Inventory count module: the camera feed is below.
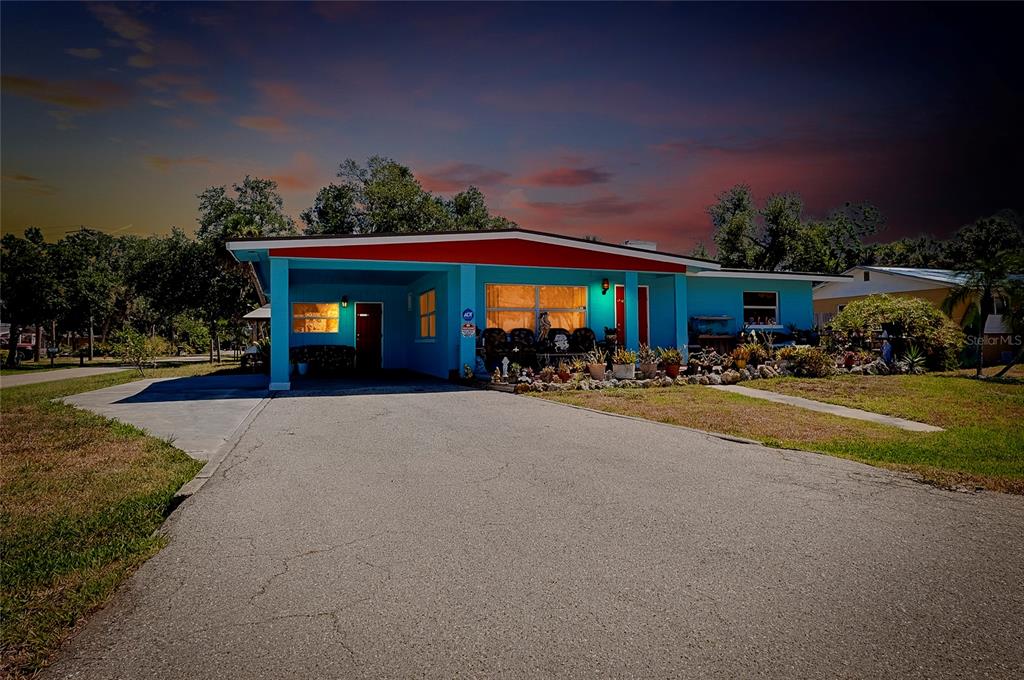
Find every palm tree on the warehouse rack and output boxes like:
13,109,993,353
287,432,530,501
943,213,1023,377
994,279,1024,378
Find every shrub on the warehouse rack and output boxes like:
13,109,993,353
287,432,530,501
782,346,836,378
111,328,157,376
172,313,211,352
829,294,965,370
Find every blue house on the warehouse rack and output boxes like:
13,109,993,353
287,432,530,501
227,229,847,390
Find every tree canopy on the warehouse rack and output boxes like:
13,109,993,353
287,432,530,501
301,156,515,235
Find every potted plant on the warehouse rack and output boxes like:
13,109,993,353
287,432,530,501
657,346,683,378
585,348,607,380
508,362,522,384
611,347,637,379
538,366,556,383
638,344,658,378
732,345,750,369
557,360,572,382
570,357,587,375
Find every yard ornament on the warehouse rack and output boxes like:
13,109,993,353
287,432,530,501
501,356,510,377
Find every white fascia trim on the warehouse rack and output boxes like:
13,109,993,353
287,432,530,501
227,231,720,270
691,270,852,282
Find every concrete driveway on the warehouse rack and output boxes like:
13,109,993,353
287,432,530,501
48,384,1024,679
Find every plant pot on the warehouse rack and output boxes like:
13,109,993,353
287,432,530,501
665,363,681,378
640,362,658,378
612,363,635,380
735,359,747,369
297,362,309,376
588,363,607,380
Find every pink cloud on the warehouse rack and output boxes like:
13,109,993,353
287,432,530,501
236,115,293,134
520,166,611,187
145,155,212,172
270,151,321,191
1,74,132,111
251,80,330,116
417,162,509,192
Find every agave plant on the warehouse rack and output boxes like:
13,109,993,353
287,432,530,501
637,343,657,364
898,344,927,374
656,346,683,365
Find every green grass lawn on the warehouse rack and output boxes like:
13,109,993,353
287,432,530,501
535,372,1023,495
0,362,237,677
0,357,123,376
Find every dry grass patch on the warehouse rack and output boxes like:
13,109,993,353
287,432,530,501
1,363,232,677
535,378,1024,495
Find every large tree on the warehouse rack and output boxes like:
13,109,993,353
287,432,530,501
1,228,59,365
197,176,297,306
943,211,1024,376
303,156,516,235
707,185,758,268
300,183,361,235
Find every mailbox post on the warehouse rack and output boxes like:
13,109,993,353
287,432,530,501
46,346,58,367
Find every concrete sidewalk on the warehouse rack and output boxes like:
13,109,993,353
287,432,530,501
0,366,128,389
62,374,269,461
712,384,944,432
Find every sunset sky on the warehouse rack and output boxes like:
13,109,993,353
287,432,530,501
2,1,1021,252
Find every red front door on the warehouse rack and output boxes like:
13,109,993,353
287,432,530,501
355,302,383,370
615,285,649,346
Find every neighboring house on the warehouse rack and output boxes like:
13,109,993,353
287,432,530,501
813,266,1016,363
227,228,847,390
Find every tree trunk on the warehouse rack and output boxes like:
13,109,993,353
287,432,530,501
209,324,215,363
246,261,267,306
976,292,992,377
88,315,94,361
5,324,21,367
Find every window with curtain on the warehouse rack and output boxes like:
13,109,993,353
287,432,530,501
418,289,436,339
292,303,340,333
485,284,587,332
742,291,779,325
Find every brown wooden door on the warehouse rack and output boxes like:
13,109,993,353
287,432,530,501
355,303,382,370
614,285,649,346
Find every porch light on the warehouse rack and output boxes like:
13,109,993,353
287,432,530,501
341,296,349,308
601,278,610,295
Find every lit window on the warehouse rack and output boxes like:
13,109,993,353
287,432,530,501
485,284,587,332
292,303,339,333
742,291,778,325
418,289,436,338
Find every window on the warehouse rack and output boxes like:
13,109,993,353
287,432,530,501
863,271,871,281
485,284,587,332
418,289,437,339
292,303,339,333
742,291,778,325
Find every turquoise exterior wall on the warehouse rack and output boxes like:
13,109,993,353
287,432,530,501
686,277,814,333
265,257,816,386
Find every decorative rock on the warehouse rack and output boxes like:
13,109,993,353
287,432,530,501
697,374,710,385
850,365,863,374
708,373,722,385
721,370,740,385
661,377,674,387
674,376,688,386
686,375,699,385
712,365,722,374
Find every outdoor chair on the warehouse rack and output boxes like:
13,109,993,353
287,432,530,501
479,327,509,370
569,327,598,353
508,327,539,369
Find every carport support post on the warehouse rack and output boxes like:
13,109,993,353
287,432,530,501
458,264,477,375
674,273,689,359
269,258,290,391
624,271,640,351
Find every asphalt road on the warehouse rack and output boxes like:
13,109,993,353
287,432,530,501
47,384,1024,679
